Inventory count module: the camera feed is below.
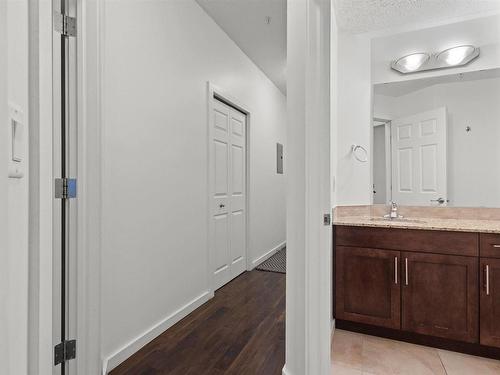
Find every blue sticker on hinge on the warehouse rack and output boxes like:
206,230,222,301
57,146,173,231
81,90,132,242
67,179,77,198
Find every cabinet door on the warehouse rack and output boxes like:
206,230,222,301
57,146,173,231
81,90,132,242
402,252,478,343
480,258,500,348
336,246,400,329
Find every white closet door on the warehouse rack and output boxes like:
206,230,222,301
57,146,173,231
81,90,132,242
228,109,246,280
391,107,447,206
211,99,246,290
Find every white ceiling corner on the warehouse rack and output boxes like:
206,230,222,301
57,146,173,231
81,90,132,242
196,0,287,94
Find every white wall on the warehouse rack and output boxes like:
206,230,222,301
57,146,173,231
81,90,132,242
7,0,29,374
101,0,286,368
335,33,372,205
374,77,500,207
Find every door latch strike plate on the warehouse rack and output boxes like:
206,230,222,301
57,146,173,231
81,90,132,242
323,213,331,226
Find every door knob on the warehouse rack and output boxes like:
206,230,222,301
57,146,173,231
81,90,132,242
431,197,448,204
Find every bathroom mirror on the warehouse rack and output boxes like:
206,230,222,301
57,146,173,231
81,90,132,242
372,68,500,208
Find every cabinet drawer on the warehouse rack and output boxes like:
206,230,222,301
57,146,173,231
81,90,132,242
335,226,478,257
480,233,500,259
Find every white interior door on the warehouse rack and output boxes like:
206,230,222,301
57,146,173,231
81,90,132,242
391,107,447,206
210,98,246,290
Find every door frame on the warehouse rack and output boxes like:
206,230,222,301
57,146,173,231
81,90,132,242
26,1,63,374
372,118,392,204
206,82,252,295
73,0,104,373
285,0,332,374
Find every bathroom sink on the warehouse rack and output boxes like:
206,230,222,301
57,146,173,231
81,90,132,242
369,217,426,224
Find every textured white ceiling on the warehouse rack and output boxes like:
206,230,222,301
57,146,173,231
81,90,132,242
196,0,286,94
333,0,500,34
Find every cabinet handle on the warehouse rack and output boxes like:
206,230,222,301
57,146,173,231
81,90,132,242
486,265,490,296
405,258,409,286
394,257,398,285
493,245,500,248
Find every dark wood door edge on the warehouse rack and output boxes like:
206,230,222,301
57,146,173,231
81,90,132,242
335,319,500,361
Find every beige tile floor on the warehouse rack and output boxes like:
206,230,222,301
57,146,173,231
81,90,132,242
331,329,500,375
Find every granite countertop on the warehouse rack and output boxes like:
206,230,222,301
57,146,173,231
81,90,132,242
333,205,500,234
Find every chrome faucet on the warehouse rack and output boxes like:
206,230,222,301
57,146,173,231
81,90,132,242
384,201,402,220
390,201,398,218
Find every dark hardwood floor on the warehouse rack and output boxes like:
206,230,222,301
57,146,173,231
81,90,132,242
110,270,286,375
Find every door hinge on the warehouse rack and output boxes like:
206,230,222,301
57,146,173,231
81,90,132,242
54,13,76,37
55,178,77,199
54,339,76,366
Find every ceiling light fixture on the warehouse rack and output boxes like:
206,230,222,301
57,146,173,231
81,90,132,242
391,45,480,74
394,53,430,73
437,45,477,66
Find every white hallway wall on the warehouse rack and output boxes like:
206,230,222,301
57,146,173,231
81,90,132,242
101,0,286,368
374,77,500,207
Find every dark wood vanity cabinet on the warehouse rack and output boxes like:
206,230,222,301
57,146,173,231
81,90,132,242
480,258,500,348
479,233,500,348
401,252,478,343
334,225,500,357
336,246,400,329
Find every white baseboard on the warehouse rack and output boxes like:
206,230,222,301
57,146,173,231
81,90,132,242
103,291,212,374
101,359,108,375
251,241,286,269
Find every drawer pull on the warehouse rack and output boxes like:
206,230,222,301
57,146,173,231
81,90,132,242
434,325,449,330
405,258,409,286
493,245,500,248
486,265,490,296
394,257,398,285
